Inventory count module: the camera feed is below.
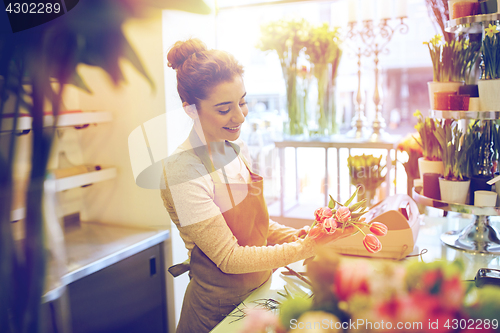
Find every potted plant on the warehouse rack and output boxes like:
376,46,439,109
0,1,210,332
257,18,311,137
424,34,466,110
303,23,343,137
467,120,496,204
435,120,472,204
413,110,444,179
347,154,386,207
478,24,500,111
457,36,481,110
397,133,424,196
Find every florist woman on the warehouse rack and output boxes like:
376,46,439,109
160,38,354,333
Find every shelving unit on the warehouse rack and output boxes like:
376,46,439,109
7,110,116,222
413,186,500,254
413,14,500,254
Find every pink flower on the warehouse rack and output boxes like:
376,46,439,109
363,234,382,253
323,218,337,234
314,207,333,222
335,206,351,223
440,276,465,311
333,262,370,301
308,224,324,240
369,222,388,236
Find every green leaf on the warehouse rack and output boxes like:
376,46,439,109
329,194,342,208
350,212,368,219
348,199,366,212
343,186,360,207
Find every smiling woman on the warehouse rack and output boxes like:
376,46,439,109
188,76,248,144
161,38,356,333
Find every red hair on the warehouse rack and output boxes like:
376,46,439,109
167,38,244,107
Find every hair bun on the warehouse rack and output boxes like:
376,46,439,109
167,38,208,70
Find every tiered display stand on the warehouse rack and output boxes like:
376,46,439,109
413,16,500,254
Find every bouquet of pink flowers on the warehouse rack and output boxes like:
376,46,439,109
240,253,500,333
307,187,388,253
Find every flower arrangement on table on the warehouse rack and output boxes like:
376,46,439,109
397,132,423,195
303,23,343,136
307,187,387,254
347,154,386,206
257,18,311,136
240,252,500,333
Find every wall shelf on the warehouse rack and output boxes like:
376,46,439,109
445,12,500,33
54,167,118,192
1,111,112,132
10,168,118,222
10,208,26,222
430,110,500,120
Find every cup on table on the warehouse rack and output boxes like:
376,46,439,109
474,190,497,207
423,173,441,200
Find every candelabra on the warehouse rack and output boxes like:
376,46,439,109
346,16,409,141
346,48,368,139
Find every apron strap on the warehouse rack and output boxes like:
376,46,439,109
168,258,191,277
227,141,253,173
188,129,223,184
189,128,251,183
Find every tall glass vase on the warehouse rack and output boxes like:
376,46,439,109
315,63,328,136
314,63,338,137
283,65,305,137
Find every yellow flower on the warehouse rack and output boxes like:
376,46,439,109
485,24,498,38
430,34,443,46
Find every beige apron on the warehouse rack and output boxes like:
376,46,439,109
176,133,272,333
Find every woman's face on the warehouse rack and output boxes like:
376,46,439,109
192,75,248,143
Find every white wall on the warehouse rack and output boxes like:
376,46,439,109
76,13,168,228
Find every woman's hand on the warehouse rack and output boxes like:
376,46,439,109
294,225,311,241
307,224,357,246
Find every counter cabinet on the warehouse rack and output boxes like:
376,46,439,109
41,223,170,333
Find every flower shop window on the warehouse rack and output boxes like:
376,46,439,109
212,0,440,213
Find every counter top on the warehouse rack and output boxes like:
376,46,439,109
211,212,500,333
43,222,169,303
